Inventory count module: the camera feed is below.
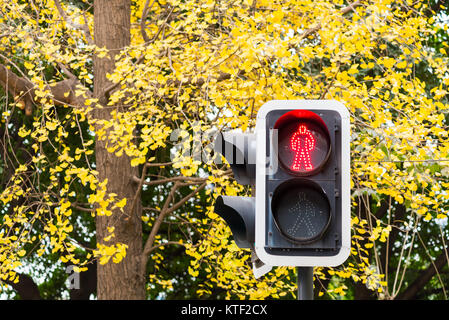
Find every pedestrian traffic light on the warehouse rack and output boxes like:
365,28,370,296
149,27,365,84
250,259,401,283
254,100,350,267
213,100,350,276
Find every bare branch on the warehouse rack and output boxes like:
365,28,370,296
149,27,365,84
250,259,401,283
141,182,180,271
140,0,156,43
141,180,207,269
71,202,94,213
396,245,449,299
144,241,188,256
145,161,173,167
296,0,363,43
128,160,152,219
341,0,362,15
0,62,35,116
0,61,33,96
56,61,78,81
0,56,92,117
3,273,41,300
165,181,207,215
54,0,93,45
131,174,206,186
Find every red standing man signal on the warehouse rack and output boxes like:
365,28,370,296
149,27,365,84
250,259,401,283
290,124,316,171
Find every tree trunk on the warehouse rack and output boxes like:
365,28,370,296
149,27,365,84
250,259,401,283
93,0,145,299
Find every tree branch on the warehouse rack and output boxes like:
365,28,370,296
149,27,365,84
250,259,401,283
165,181,207,215
0,58,92,117
144,240,188,256
140,0,156,43
396,245,449,300
71,202,94,213
0,62,35,115
140,180,207,276
3,273,41,300
131,174,206,186
54,0,93,45
141,182,180,273
297,1,362,42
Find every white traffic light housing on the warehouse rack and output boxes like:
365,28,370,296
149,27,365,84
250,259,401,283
254,100,351,267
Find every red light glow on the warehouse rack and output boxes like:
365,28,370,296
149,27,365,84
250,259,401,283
290,124,316,171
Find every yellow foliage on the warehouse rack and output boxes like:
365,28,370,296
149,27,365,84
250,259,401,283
1,0,449,300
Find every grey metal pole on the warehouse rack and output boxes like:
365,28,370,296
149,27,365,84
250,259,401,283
297,267,314,300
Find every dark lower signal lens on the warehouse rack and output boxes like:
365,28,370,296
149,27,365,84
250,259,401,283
271,179,331,243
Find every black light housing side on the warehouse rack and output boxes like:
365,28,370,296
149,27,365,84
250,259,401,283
214,196,255,249
214,132,256,185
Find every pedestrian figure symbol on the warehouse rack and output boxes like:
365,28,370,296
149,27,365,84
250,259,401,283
290,124,315,171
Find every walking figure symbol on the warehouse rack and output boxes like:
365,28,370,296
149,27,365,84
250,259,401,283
287,192,316,238
290,124,315,171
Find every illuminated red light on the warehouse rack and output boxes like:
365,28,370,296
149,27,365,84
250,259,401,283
274,109,330,175
290,124,316,171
